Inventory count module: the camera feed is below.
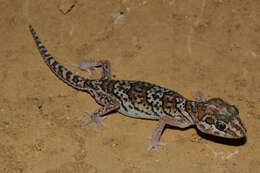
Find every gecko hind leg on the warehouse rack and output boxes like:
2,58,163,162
81,100,120,130
72,56,111,80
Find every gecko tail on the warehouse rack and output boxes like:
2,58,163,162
29,24,91,91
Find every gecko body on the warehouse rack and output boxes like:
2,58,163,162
29,25,246,149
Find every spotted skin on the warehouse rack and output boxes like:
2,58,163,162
29,25,246,149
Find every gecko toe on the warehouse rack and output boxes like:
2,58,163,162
71,56,103,74
80,111,106,131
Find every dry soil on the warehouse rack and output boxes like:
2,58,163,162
0,0,259,173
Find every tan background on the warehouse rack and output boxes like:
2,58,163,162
0,0,259,172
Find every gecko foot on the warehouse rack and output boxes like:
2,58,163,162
71,56,103,74
80,111,106,131
147,136,166,151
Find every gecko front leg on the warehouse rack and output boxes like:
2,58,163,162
149,116,193,150
82,98,120,130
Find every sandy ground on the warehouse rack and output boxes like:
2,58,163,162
0,0,259,172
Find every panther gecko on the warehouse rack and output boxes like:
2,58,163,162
29,25,246,149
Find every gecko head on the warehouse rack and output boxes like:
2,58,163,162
196,98,246,139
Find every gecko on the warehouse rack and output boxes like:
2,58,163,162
29,25,246,149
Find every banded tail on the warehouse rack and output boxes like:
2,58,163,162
29,24,89,91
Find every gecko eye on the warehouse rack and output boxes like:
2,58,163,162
205,117,214,124
216,121,227,131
